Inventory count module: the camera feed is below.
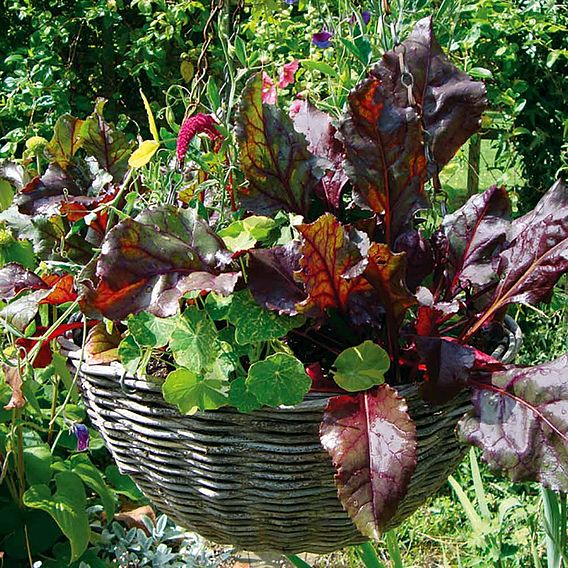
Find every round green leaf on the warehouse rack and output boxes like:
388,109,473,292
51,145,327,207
333,340,390,392
162,368,228,414
228,377,261,413
246,353,311,407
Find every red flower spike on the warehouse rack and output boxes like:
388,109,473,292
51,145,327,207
176,113,222,167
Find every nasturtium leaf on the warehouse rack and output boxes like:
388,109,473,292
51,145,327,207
218,215,277,252
248,243,307,315
333,340,389,392
45,114,84,167
291,99,348,209
69,454,116,522
296,213,371,314
246,352,311,407
84,323,121,365
236,72,321,216
170,307,222,371
227,290,305,345
84,205,233,320
441,185,511,295
363,243,416,329
320,385,417,539
228,376,262,413
205,292,233,320
162,367,229,414
128,312,178,348
118,335,142,375
80,100,133,182
23,471,90,562
458,355,568,491
128,140,160,169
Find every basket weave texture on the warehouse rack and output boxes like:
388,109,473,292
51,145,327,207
69,317,521,555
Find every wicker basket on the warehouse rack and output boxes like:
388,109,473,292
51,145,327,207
66,317,521,555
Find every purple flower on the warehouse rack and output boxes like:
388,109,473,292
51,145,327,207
350,11,371,26
71,423,89,452
312,30,333,49
284,0,297,4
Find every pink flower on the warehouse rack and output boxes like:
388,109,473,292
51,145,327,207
261,72,277,105
176,113,222,166
289,98,304,118
278,59,300,89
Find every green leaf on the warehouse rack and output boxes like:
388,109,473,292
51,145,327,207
128,312,178,348
206,77,221,111
23,471,90,562
0,180,14,211
217,215,277,252
162,367,229,414
333,340,390,392
469,67,493,79
227,290,305,345
246,353,311,407
23,444,52,486
70,454,116,522
228,376,261,412
105,465,145,501
52,351,79,402
301,60,338,77
118,335,142,375
204,292,233,320
170,307,222,371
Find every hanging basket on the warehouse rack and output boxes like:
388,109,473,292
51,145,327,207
66,317,522,555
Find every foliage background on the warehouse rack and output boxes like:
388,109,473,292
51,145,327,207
0,0,566,566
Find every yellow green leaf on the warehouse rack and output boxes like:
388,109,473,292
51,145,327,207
140,89,160,143
128,140,159,168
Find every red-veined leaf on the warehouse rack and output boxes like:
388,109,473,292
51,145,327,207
80,206,238,320
459,355,568,491
236,73,321,216
296,213,370,314
320,385,417,539
0,263,48,299
441,185,511,296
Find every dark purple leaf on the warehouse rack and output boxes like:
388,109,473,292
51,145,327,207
393,230,434,291
291,100,348,209
463,181,568,341
15,165,83,216
236,73,321,216
380,16,487,168
320,385,417,538
0,263,48,299
459,355,568,491
441,186,511,296
416,336,503,404
248,242,307,315
340,17,486,243
81,206,236,320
